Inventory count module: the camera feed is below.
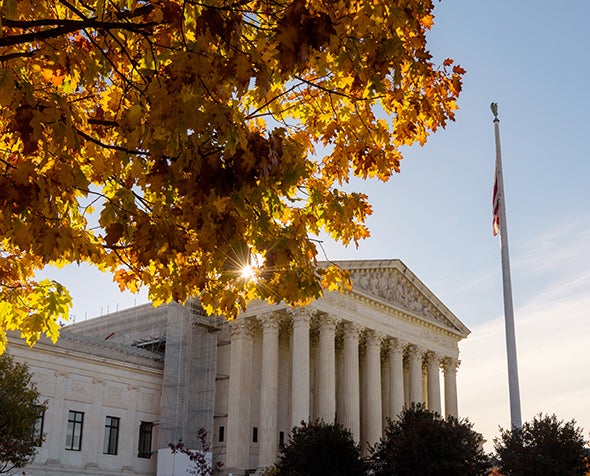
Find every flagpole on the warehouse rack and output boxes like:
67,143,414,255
491,102,522,428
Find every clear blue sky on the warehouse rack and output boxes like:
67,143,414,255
39,0,590,449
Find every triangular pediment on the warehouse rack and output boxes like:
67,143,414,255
327,260,469,337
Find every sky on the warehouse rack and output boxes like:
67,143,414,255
37,0,590,451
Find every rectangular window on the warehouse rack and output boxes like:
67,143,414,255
31,405,45,447
138,421,153,458
65,411,84,451
103,416,120,455
252,427,258,443
279,431,285,446
218,425,225,443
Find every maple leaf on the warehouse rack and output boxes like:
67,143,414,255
0,0,464,351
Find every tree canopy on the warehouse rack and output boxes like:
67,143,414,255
0,0,463,352
274,420,366,476
368,403,491,476
0,353,45,474
494,413,590,476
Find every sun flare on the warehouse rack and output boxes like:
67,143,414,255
240,264,257,281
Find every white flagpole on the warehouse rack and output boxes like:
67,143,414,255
491,103,522,428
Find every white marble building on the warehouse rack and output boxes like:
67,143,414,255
8,329,164,475
11,259,469,476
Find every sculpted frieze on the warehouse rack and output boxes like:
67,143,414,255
350,268,457,331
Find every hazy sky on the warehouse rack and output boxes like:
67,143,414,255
38,0,590,451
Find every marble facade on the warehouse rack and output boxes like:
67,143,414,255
216,260,469,474
12,259,469,476
8,330,164,475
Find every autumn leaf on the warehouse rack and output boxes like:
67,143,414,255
0,0,463,351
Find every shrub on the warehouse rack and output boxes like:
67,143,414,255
368,403,490,476
274,420,366,476
494,413,589,476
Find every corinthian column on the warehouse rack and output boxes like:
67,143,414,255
425,351,442,414
364,330,384,448
290,308,311,428
443,357,460,418
381,347,390,427
317,315,339,423
389,338,406,419
258,313,281,468
226,319,255,473
341,322,361,441
407,344,424,404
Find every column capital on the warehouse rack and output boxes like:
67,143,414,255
288,308,312,330
424,350,441,365
318,314,340,332
341,321,363,340
258,312,281,332
442,357,461,374
364,328,385,348
289,307,312,327
229,318,256,338
389,337,407,355
406,343,426,359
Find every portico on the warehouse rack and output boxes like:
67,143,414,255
218,260,470,475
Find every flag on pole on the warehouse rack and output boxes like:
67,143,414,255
492,164,500,236
490,102,522,429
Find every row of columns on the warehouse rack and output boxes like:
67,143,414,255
225,311,460,473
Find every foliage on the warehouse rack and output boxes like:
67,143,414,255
168,428,223,476
368,403,490,476
493,413,590,476
0,353,45,474
274,420,367,476
0,279,71,354
0,0,464,351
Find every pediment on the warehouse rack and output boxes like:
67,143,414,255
331,260,469,337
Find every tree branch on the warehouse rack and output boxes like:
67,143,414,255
74,127,148,156
0,49,38,62
88,119,119,127
293,75,352,99
0,18,158,47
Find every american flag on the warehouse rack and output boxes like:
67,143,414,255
492,164,500,236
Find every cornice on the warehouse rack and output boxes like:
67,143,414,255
319,259,470,338
7,332,165,375
325,288,465,346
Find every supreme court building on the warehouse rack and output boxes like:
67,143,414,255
11,259,469,476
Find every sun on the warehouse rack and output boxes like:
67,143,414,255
240,264,257,282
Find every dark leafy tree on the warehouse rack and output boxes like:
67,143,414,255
0,353,45,474
274,420,367,476
494,413,589,476
368,403,490,476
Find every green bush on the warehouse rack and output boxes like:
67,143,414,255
274,420,367,476
368,403,490,476
494,413,589,476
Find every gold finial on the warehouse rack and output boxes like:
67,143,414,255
490,102,499,122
